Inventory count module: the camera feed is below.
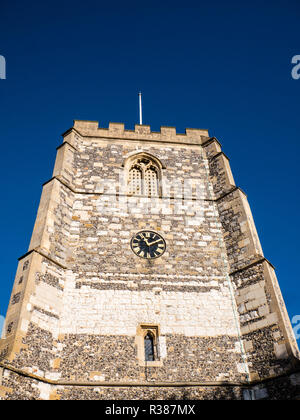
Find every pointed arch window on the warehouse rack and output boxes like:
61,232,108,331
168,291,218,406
136,324,162,367
126,154,162,197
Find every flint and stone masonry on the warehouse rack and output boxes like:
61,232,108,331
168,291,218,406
0,121,299,400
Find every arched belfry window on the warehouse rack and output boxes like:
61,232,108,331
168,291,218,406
126,153,162,197
144,332,155,361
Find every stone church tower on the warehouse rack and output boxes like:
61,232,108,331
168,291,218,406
0,120,299,400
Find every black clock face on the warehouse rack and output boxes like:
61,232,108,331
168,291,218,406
131,231,166,259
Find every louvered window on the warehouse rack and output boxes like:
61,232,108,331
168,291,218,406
127,156,160,197
128,166,142,195
145,167,159,196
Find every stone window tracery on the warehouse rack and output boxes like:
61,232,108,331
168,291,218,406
127,155,161,197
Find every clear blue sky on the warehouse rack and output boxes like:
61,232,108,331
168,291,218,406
0,0,299,344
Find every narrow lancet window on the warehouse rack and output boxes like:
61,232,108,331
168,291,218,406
144,333,155,361
128,165,142,195
144,166,159,196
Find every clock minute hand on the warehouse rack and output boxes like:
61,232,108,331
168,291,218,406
148,239,163,246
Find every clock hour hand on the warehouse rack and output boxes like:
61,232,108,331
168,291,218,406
139,234,150,246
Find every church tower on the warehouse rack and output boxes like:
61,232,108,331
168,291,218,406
0,120,299,400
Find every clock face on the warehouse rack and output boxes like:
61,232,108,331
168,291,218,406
131,231,166,259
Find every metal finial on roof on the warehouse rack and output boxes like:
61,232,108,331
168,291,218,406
138,91,142,125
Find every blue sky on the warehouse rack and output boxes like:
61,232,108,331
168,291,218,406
0,0,299,343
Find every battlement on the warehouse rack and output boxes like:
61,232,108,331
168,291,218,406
67,120,210,145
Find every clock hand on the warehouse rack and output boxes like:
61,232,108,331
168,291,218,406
139,234,150,246
148,239,163,246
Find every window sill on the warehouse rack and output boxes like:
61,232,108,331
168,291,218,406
138,360,163,367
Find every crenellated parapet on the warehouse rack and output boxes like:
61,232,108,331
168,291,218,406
62,120,210,145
